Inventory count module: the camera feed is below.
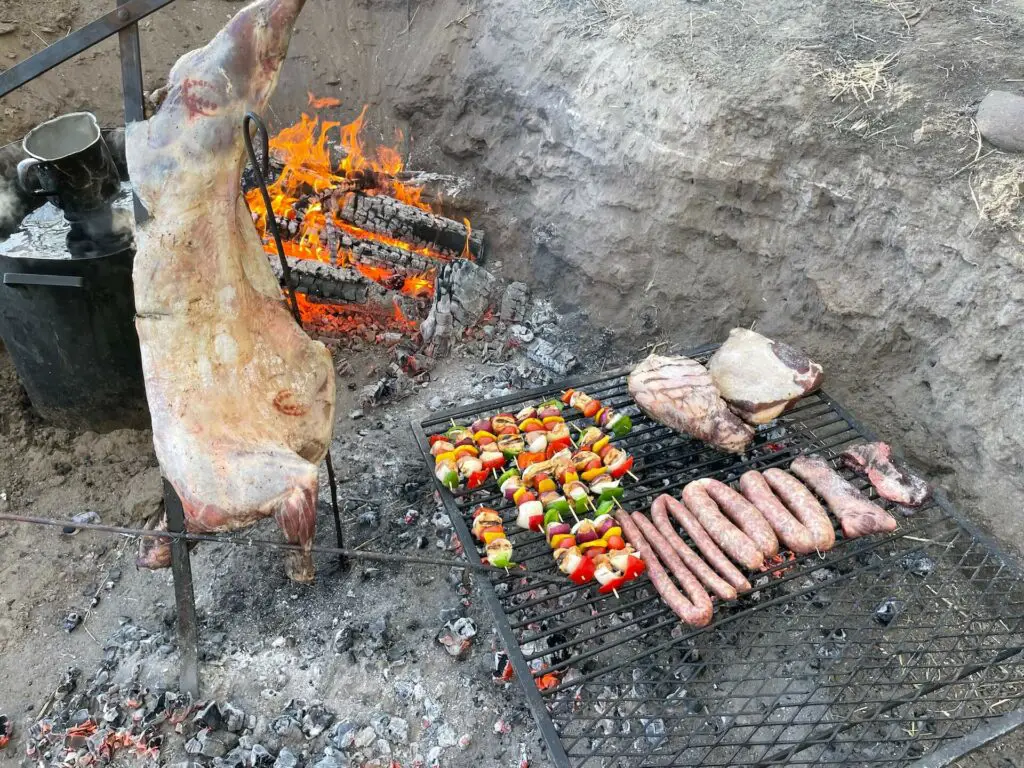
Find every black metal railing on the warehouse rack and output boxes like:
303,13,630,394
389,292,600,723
413,345,1024,767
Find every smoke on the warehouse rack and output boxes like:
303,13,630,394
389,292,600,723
0,176,25,235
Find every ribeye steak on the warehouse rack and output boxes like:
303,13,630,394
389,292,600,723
126,0,335,582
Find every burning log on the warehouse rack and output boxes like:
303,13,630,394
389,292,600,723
267,255,370,304
330,192,485,260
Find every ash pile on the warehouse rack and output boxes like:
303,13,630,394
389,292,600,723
342,256,586,413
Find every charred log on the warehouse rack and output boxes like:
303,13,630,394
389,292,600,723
267,255,370,304
331,192,485,261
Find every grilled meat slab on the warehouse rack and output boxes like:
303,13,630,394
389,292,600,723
707,328,823,424
126,0,334,582
628,354,754,454
841,442,931,506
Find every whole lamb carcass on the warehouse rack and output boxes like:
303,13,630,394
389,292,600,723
126,0,335,582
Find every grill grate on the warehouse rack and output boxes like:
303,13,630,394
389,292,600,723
412,346,1024,767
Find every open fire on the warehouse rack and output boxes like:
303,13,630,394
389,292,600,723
244,96,479,335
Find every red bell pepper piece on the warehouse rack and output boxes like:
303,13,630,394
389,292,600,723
598,576,627,595
545,438,572,458
428,434,449,446
609,455,634,479
467,470,489,489
568,556,595,584
622,557,646,580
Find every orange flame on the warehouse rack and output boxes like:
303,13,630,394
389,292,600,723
308,92,341,109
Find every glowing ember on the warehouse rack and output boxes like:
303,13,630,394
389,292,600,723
758,551,798,579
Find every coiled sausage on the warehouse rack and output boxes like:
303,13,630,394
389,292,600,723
650,496,737,601
616,510,714,627
662,495,751,592
682,481,765,570
739,470,817,555
692,478,779,557
762,467,836,551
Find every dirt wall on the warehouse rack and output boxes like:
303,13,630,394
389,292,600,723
272,0,1024,552
1,0,1022,550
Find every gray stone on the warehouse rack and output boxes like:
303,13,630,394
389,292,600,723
976,91,1024,152
436,723,457,748
312,755,341,768
354,726,377,748
385,716,409,744
274,747,298,768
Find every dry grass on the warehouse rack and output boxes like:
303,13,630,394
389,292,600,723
862,0,925,30
815,53,900,104
972,161,1024,229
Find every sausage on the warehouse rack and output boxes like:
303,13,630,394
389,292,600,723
738,471,817,555
628,511,715,627
693,478,779,557
650,496,737,601
682,481,765,570
662,495,751,592
790,456,898,538
616,510,713,627
762,467,836,551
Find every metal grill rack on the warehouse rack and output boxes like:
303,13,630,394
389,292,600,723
412,346,1024,767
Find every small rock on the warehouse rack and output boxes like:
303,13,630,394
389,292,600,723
457,734,472,750
976,91,1024,152
271,636,287,649
333,625,355,653
312,755,340,768
354,726,377,749
349,409,364,420
0,22,18,35
436,724,457,748
63,611,82,633
386,717,409,744
426,746,442,764
274,747,298,768
328,721,356,751
427,395,443,411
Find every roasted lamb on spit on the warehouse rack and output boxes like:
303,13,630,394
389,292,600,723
127,0,335,582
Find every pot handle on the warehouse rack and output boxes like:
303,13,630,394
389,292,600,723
16,158,53,197
3,273,84,288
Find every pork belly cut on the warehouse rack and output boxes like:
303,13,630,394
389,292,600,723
707,328,824,424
